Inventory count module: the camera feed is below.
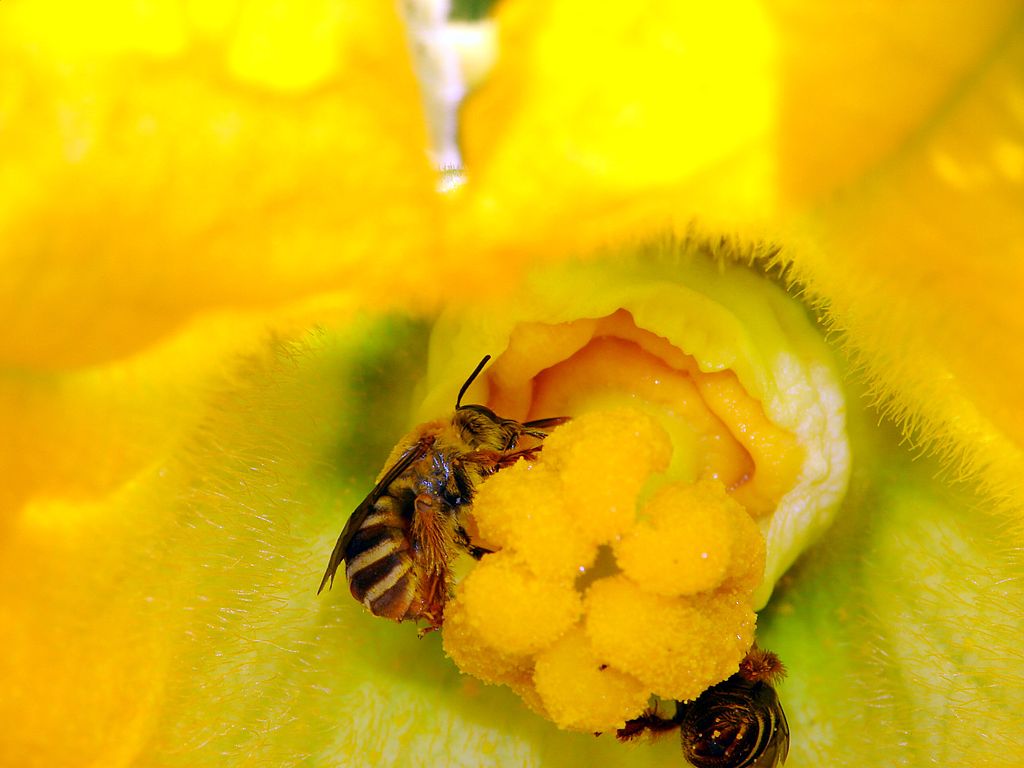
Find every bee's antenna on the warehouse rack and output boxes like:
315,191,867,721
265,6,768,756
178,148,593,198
457,355,491,408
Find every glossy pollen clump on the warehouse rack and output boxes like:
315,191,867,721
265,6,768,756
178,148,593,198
442,408,764,732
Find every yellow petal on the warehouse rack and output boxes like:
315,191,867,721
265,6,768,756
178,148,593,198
452,0,779,259
457,0,1024,516
761,402,1024,766
0,321,429,767
770,1,1022,204
0,0,438,368
0,492,173,768
783,18,1024,513
0,313,276,528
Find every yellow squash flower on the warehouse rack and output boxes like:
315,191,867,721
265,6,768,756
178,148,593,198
1,1,1022,767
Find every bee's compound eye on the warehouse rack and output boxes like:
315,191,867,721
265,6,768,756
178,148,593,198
456,409,487,435
455,405,507,448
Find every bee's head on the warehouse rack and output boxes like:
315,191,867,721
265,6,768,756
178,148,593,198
451,355,521,450
453,404,521,451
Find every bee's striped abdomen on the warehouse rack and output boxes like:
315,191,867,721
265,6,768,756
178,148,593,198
344,501,419,621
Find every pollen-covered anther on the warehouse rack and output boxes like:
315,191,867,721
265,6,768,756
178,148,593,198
443,408,763,732
470,462,598,581
457,551,582,656
533,627,650,732
540,408,673,544
584,576,755,702
614,479,765,597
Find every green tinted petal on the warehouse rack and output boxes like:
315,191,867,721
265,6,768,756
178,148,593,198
12,307,1016,767
115,319,686,767
780,14,1024,517
760,389,1024,766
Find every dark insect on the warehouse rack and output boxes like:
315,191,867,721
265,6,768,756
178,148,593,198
617,648,790,768
317,355,567,631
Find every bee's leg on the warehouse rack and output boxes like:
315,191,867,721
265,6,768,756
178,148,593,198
411,494,454,633
501,445,544,464
615,703,682,742
454,523,494,560
521,415,571,439
464,447,544,473
416,566,447,635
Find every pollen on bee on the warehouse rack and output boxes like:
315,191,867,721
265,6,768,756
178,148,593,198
441,408,768,733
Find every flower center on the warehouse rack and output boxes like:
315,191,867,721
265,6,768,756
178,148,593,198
486,309,805,517
417,252,850,734
441,310,805,731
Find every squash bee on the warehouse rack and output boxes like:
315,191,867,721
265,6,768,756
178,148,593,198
617,648,790,768
317,355,567,631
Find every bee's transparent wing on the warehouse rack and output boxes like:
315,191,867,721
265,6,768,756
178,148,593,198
317,437,432,595
758,686,790,768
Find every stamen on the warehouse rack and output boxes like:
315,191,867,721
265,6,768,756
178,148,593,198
443,409,760,731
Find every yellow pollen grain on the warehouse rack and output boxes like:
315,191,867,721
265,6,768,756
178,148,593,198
470,462,597,581
533,627,650,732
584,576,755,702
540,408,672,544
442,597,533,687
720,505,766,594
615,479,753,597
459,552,581,656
